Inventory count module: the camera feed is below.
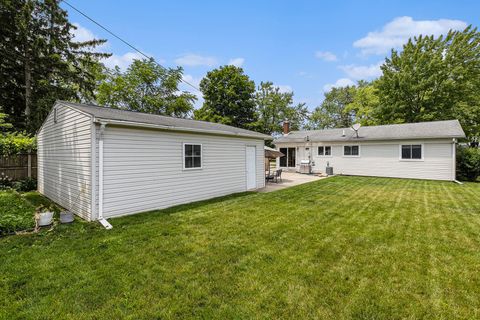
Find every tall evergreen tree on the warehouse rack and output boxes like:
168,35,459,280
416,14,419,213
0,0,109,132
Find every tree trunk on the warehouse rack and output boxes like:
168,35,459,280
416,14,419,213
24,54,31,128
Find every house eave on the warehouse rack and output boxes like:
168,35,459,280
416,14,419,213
274,135,466,144
93,118,272,140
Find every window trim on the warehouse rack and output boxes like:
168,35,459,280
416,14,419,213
342,144,361,157
317,145,332,157
399,144,424,162
182,143,203,170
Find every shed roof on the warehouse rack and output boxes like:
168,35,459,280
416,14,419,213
58,101,271,140
275,120,465,144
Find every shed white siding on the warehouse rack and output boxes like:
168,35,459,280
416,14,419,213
276,139,455,181
97,125,264,218
37,105,93,220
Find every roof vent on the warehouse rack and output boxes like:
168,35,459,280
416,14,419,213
342,129,345,137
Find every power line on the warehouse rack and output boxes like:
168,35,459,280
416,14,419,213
60,0,200,92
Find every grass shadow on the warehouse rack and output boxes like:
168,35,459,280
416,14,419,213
110,191,256,226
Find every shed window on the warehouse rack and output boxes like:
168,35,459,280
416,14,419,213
318,146,331,156
344,145,359,156
401,144,422,160
184,144,202,169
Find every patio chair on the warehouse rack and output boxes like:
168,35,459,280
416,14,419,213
265,171,275,183
274,169,283,183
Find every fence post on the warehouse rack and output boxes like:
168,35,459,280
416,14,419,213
27,150,32,178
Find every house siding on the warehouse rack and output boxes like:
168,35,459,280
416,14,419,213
98,125,264,218
275,139,455,181
37,104,93,220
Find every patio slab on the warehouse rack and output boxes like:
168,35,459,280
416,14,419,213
257,172,328,193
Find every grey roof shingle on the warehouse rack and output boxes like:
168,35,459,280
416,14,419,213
275,120,465,143
58,101,270,140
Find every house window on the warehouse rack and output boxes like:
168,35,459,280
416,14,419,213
184,143,202,169
344,145,359,156
279,147,296,167
318,146,331,156
53,108,57,123
401,144,422,160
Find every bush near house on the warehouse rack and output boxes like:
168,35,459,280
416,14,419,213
457,146,480,181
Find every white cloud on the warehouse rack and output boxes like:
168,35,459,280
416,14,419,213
174,54,217,67
323,78,355,92
228,57,245,67
339,61,383,80
71,23,96,42
315,51,338,62
354,16,467,55
178,74,204,108
71,22,109,52
181,74,202,92
103,52,146,70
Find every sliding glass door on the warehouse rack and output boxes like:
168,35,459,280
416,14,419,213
279,147,296,167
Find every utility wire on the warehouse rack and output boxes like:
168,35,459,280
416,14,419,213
60,0,200,92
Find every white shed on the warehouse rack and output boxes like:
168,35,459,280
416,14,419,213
37,101,269,222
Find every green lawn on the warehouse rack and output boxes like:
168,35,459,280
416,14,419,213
1,176,480,319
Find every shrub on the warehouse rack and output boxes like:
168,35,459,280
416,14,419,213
13,178,37,192
0,132,37,156
456,146,480,181
0,173,14,190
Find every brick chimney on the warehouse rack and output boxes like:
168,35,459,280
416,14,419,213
282,119,290,135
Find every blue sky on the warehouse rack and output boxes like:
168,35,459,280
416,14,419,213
64,0,479,110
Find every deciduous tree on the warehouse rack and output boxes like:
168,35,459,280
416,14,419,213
376,26,480,141
254,81,308,135
97,59,196,117
194,66,257,129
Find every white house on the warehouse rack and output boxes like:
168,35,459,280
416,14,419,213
37,101,269,222
274,120,466,181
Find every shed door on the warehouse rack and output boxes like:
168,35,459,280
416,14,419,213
246,146,256,190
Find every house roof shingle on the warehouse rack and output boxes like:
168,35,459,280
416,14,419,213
275,120,465,143
58,101,271,140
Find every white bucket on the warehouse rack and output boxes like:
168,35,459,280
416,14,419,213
38,211,54,226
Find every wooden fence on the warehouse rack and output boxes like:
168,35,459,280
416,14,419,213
0,153,37,180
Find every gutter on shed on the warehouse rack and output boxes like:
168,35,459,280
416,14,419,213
98,122,113,230
92,118,272,140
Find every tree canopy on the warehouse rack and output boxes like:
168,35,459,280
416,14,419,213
97,59,196,117
375,26,480,140
307,26,480,142
0,0,109,133
194,65,257,130
307,85,356,130
254,81,308,135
